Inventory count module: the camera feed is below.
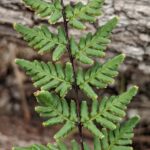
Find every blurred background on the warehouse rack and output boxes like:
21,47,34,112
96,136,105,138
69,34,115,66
0,0,150,149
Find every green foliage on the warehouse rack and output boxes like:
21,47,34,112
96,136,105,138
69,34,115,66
22,0,62,24
81,86,138,138
77,54,125,100
35,91,77,139
48,140,80,150
13,0,140,149
14,24,67,61
70,17,118,64
13,144,49,150
66,0,104,29
16,59,73,98
98,116,140,150
22,0,105,29
13,140,80,150
13,116,140,150
83,116,140,150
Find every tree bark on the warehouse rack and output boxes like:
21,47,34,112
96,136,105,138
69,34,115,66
0,0,150,72
0,0,150,120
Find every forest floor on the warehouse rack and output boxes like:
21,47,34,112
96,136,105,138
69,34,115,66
0,115,57,150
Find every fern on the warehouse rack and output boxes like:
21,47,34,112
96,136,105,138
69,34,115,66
14,24,67,61
35,90,77,139
22,0,62,24
77,54,125,100
84,116,140,150
66,0,104,29
13,116,139,150
70,17,118,64
16,59,73,98
81,86,138,138
13,140,80,150
13,144,49,150
98,116,139,150
13,0,140,149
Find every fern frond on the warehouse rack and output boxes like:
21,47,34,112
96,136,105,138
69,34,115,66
66,0,104,29
14,24,67,61
13,144,49,150
77,54,125,100
83,116,140,150
81,86,138,138
35,90,78,140
70,17,118,64
13,140,80,150
94,116,140,150
16,59,73,98
49,140,80,150
13,116,139,150
12,0,140,148
22,0,62,24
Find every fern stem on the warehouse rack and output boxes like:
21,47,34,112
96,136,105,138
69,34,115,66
60,0,84,149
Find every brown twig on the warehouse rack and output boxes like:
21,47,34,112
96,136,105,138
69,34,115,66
60,0,84,149
9,43,31,123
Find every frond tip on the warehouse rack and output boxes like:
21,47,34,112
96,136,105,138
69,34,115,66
70,17,118,64
66,0,105,29
15,59,73,98
14,24,67,61
77,54,125,100
22,0,62,24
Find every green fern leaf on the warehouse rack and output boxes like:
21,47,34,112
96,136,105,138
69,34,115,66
13,140,80,150
70,17,118,64
71,140,80,150
93,116,140,150
35,90,78,139
66,0,104,29
48,140,80,150
83,142,91,150
81,86,138,138
22,0,62,24
13,116,139,149
81,116,140,150
13,117,139,150
13,115,139,149
13,144,49,150
16,59,73,97
77,54,125,100
14,24,67,61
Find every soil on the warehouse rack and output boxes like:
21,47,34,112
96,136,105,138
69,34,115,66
0,115,57,150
